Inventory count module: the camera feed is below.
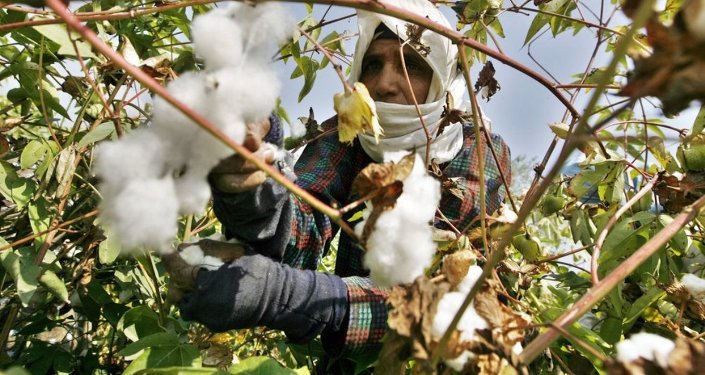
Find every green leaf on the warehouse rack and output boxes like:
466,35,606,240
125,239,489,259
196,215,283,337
658,215,688,253
53,146,77,199
77,122,116,149
599,315,622,344
118,332,181,357
523,0,572,45
690,104,705,139
135,368,226,375
599,212,656,265
0,249,41,306
297,57,319,102
623,286,666,331
117,305,163,342
38,270,69,303
123,346,201,375
20,139,48,169
228,357,299,375
98,234,122,265
0,160,35,208
34,21,97,59
28,197,52,244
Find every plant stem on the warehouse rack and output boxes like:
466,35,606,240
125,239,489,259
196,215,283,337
521,193,705,363
0,0,219,32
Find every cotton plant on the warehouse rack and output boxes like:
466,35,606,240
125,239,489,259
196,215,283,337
431,265,489,371
357,152,441,287
95,3,294,257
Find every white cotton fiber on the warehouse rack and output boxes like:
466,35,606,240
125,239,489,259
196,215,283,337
94,129,166,196
210,66,280,123
680,273,705,302
192,10,244,70
101,177,179,252
179,244,224,270
173,169,211,215
95,4,292,254
361,154,440,286
225,2,295,59
616,332,675,367
431,266,489,371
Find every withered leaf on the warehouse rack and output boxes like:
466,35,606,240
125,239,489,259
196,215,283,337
653,171,705,213
442,250,476,288
386,277,450,361
354,154,416,244
404,24,431,57
475,61,500,102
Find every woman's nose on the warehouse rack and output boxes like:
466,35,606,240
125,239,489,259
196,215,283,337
371,64,402,102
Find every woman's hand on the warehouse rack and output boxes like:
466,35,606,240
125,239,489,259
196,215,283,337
209,118,275,193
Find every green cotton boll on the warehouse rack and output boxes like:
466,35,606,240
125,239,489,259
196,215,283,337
677,144,705,171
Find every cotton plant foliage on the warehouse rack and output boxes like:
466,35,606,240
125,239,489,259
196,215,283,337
95,3,294,255
356,152,441,287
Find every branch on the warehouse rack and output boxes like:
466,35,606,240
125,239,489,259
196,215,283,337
0,0,219,32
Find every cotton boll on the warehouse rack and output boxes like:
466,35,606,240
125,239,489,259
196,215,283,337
364,208,434,286
94,129,167,197
431,268,490,371
681,273,705,302
225,2,295,58
174,169,211,215
179,244,225,270
101,177,179,253
615,332,675,367
362,154,441,286
192,11,244,70
209,66,280,124
444,350,474,372
457,265,483,294
179,244,204,265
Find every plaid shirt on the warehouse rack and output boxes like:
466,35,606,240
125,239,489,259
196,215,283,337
284,116,511,355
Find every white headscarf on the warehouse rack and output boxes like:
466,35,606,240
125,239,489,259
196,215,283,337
351,0,467,163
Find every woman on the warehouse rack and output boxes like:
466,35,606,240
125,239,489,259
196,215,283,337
164,0,511,367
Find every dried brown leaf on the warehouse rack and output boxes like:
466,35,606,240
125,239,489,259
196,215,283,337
474,61,500,101
442,250,475,288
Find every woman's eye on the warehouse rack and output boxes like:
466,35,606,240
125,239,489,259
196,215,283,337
405,59,426,74
361,59,382,76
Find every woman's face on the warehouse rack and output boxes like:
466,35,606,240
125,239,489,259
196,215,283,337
359,39,433,105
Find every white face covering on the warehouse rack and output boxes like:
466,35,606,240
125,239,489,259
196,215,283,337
350,0,467,163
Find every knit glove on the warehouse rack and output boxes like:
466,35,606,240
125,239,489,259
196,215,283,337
179,253,349,343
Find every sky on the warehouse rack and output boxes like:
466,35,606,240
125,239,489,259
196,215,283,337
275,3,699,162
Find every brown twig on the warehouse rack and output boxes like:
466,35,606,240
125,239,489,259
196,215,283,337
0,210,99,253
0,0,219,32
